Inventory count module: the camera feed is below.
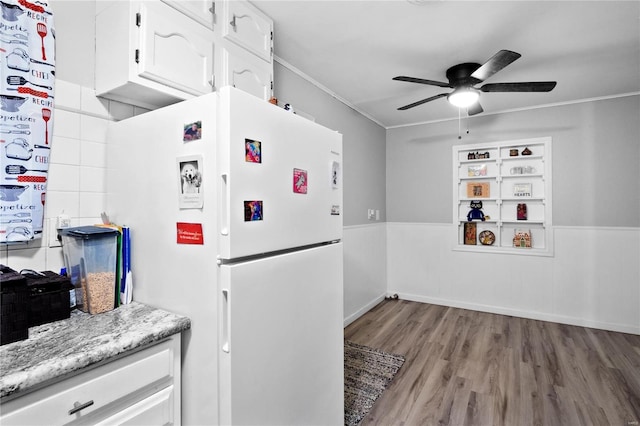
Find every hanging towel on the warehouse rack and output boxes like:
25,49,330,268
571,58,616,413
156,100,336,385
0,0,55,243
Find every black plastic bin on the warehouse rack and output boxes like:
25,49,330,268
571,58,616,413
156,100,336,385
0,265,29,345
21,270,73,327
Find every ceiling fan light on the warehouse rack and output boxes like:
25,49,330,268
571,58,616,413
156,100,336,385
447,88,480,108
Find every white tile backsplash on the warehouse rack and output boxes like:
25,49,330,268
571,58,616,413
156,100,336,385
51,109,81,139
53,79,81,110
45,191,80,219
79,166,106,193
80,140,106,168
5,246,47,272
5,79,137,272
80,114,109,143
47,163,81,192
49,135,81,166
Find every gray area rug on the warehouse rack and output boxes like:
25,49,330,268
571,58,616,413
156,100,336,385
344,341,406,426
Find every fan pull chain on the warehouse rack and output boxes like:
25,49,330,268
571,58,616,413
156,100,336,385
458,108,462,139
466,110,470,136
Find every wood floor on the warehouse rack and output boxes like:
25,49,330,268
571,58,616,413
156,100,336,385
344,299,640,426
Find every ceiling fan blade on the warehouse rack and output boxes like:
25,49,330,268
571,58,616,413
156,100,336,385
470,50,521,82
467,102,484,116
480,81,557,92
397,93,448,110
393,76,452,88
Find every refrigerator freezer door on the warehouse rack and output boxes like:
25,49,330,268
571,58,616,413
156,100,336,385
218,243,344,425
217,86,343,260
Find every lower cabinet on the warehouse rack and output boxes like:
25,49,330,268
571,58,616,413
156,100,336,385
0,335,181,426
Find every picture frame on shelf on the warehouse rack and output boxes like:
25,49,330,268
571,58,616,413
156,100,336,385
513,183,532,197
466,182,490,198
464,222,477,245
467,164,487,177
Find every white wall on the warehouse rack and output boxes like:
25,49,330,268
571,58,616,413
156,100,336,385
386,96,640,334
387,223,640,334
343,223,387,326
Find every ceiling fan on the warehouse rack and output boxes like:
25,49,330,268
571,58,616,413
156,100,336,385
393,50,557,115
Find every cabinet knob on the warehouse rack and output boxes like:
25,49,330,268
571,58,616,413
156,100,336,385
69,400,95,415
230,14,249,30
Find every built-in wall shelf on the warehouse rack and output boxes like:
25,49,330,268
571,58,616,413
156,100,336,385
453,137,553,256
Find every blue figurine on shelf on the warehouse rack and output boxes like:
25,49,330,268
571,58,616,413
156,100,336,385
467,200,486,221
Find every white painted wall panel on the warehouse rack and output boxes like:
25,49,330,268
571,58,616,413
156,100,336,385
343,224,387,326
387,222,640,334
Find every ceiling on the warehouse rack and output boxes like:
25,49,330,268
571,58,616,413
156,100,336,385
253,1,640,128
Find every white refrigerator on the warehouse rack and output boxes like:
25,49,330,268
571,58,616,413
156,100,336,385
106,86,344,425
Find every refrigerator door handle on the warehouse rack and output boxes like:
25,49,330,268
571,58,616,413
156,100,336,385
220,173,229,236
222,288,230,353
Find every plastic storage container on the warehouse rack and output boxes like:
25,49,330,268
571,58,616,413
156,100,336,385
60,226,119,315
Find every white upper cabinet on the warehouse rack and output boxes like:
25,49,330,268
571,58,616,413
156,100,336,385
161,0,215,30
95,0,274,109
96,1,215,109
222,1,273,62
138,2,214,95
220,42,272,102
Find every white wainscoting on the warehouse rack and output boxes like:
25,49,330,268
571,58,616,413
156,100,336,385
343,223,387,327
386,222,640,334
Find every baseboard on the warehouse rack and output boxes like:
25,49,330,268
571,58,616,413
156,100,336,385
343,293,386,328
395,292,640,335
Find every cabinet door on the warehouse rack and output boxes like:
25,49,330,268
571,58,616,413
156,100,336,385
161,0,215,30
138,2,214,96
221,43,272,101
222,0,272,62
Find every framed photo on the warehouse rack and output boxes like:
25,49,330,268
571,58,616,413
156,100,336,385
467,164,487,177
293,168,307,194
466,182,490,198
244,200,263,221
245,139,262,163
513,183,532,197
464,222,477,245
183,121,202,141
177,155,203,209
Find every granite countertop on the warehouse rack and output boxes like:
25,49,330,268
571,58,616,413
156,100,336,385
0,302,191,399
